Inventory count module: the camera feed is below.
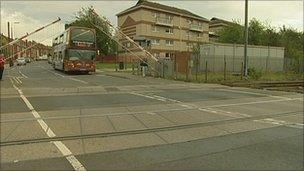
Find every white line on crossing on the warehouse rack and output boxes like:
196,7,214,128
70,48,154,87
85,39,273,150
254,118,304,129
18,70,28,78
221,88,292,100
39,66,88,84
69,77,88,84
129,92,166,102
12,84,86,171
206,98,300,108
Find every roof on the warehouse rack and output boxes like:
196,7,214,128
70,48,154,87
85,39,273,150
210,17,234,25
117,0,209,21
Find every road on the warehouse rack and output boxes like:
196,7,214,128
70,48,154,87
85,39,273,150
1,61,303,170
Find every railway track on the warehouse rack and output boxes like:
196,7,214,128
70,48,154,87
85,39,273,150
1,110,301,147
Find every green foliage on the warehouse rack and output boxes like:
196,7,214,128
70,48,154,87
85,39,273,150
247,67,262,80
217,18,303,64
218,21,244,44
66,6,117,55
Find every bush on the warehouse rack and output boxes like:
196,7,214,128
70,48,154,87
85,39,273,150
248,67,262,80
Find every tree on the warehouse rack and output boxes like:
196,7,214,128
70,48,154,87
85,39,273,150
248,18,265,45
66,6,117,55
218,21,244,44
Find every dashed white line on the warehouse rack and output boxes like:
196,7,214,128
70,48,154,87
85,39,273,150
12,84,86,171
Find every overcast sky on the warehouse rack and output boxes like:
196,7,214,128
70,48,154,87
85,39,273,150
1,0,303,45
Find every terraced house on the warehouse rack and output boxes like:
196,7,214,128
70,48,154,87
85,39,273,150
117,0,209,59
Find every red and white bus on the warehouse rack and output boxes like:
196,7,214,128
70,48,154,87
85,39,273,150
52,26,97,73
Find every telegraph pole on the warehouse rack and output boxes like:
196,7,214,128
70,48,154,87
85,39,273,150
243,0,249,77
7,22,10,38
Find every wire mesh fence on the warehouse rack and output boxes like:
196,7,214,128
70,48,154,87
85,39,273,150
126,53,302,83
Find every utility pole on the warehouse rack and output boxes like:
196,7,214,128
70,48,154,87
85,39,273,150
243,0,249,77
7,22,10,38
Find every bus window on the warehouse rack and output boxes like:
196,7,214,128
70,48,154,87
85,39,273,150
54,38,58,45
71,28,94,43
60,35,64,43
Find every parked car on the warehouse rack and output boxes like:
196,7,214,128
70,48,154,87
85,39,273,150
39,55,48,61
16,58,27,66
47,56,53,64
25,57,31,63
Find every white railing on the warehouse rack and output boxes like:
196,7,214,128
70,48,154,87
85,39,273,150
155,17,172,26
189,24,203,31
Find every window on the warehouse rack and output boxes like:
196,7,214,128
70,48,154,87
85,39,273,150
165,14,173,21
186,31,191,38
126,42,131,48
54,38,58,45
165,28,173,34
196,32,201,38
151,39,160,45
152,12,159,18
59,35,64,43
187,42,193,48
153,53,160,58
151,25,159,32
165,53,174,58
165,40,173,46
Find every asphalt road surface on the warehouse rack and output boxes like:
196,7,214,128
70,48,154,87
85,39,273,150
1,61,303,170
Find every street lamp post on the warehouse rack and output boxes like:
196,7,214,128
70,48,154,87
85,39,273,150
243,0,249,77
10,21,20,59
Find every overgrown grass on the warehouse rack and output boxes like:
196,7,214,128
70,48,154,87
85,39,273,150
172,71,302,83
96,62,134,70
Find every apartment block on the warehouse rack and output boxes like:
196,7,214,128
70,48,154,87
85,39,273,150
209,17,233,42
116,0,210,59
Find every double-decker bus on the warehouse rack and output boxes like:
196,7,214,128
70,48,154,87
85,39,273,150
52,26,96,73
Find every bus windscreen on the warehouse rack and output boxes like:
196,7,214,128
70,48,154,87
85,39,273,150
71,28,94,43
68,49,96,61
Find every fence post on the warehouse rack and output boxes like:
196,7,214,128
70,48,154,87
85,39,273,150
195,54,198,81
224,55,227,81
205,61,208,83
175,63,178,80
162,61,165,78
132,60,135,75
186,60,189,82
266,46,270,72
241,62,244,80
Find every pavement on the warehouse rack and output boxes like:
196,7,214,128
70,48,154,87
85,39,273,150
0,61,303,170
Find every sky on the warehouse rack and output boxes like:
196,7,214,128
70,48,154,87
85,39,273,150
1,0,303,46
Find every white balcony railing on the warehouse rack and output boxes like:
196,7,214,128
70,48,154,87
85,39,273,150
155,17,173,27
189,24,203,32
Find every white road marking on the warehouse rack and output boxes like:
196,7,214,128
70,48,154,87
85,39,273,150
9,78,14,85
147,112,156,115
221,88,292,100
129,92,166,102
206,98,300,108
198,108,251,118
12,77,22,84
255,118,304,129
69,77,88,84
39,66,88,84
12,84,86,171
18,71,28,78
16,77,22,84
180,104,195,109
